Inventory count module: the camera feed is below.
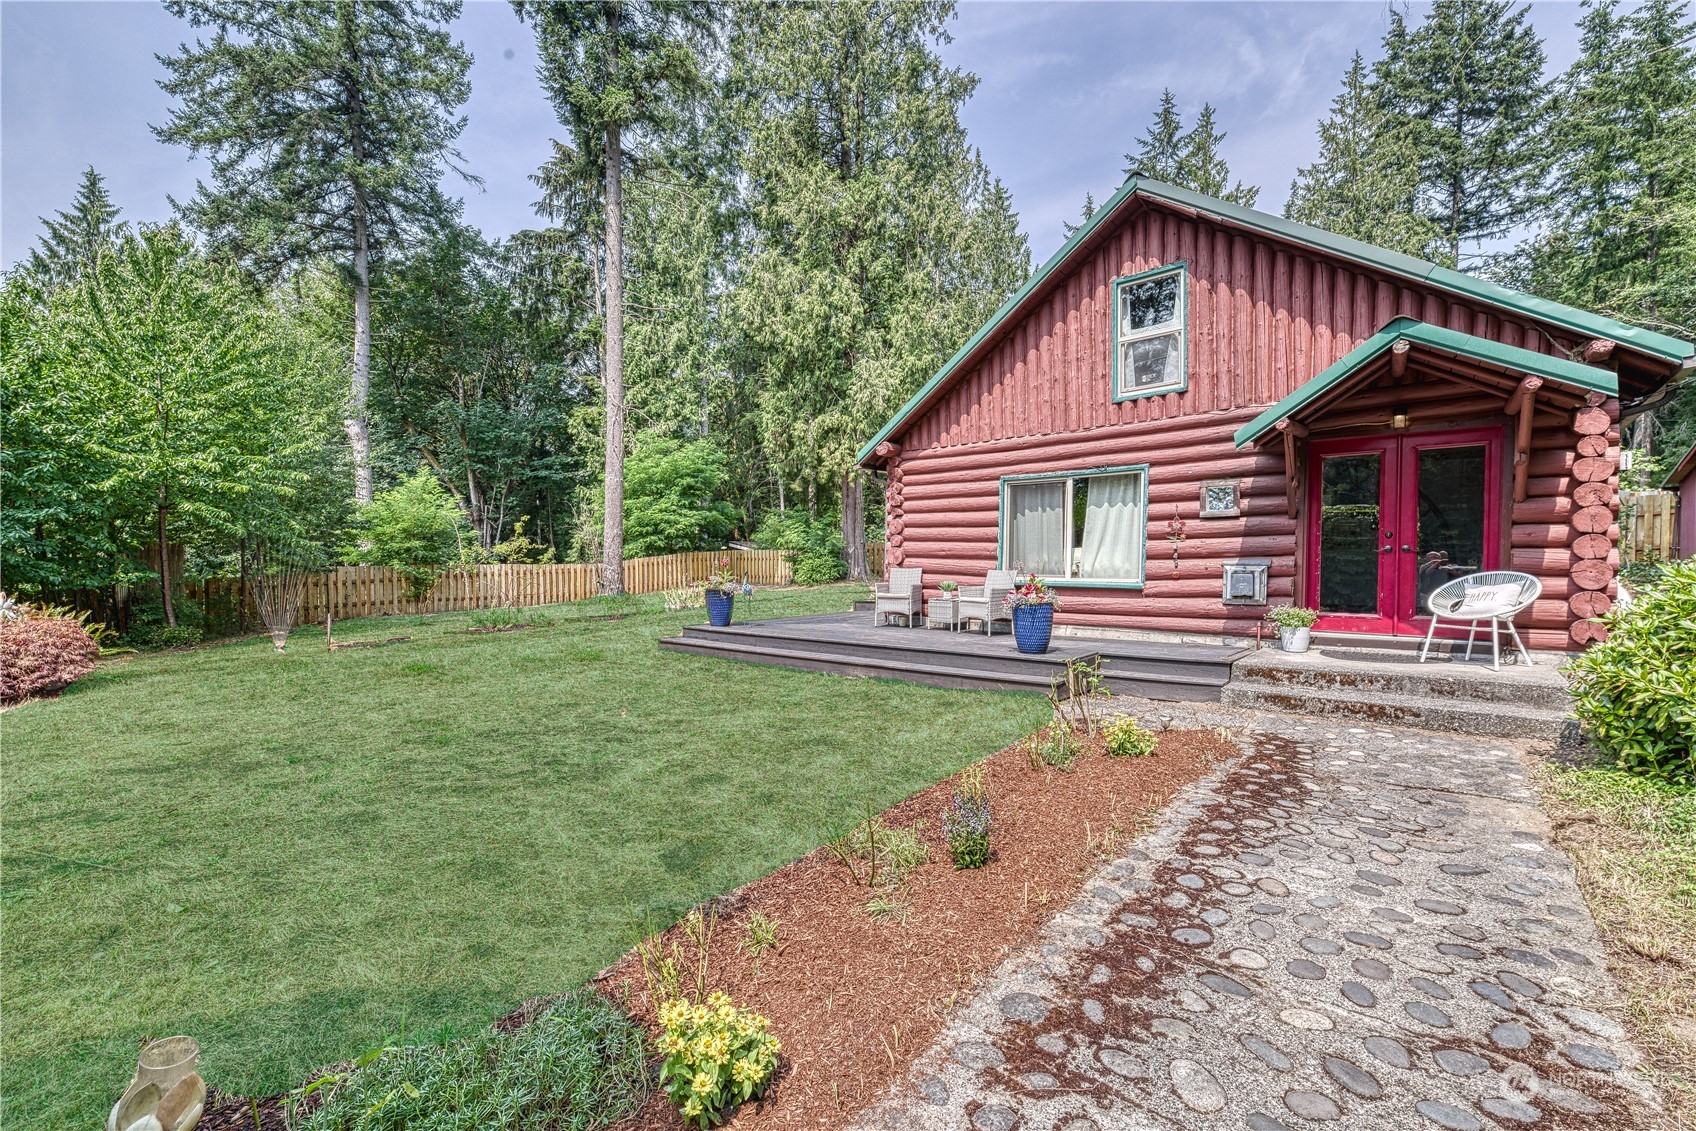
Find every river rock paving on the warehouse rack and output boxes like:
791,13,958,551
849,711,1662,1131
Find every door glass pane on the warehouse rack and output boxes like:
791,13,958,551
1415,445,1486,611
1318,453,1381,615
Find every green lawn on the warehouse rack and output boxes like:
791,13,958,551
2,586,1047,1128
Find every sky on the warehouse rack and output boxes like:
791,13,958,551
2,1,1587,271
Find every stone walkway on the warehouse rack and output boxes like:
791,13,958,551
850,708,1661,1131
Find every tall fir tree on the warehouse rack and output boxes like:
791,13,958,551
1124,90,1258,206
1285,53,1440,257
1375,0,1548,267
23,167,129,291
1177,105,1259,207
154,0,474,506
730,0,1029,579
1513,0,1696,454
1062,192,1097,239
515,0,718,593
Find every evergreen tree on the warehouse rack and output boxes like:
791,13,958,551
730,0,1029,579
1178,104,1259,207
1062,192,1097,239
23,167,129,290
154,0,475,506
1375,0,1548,267
1512,0,1696,453
515,0,718,594
1126,89,1186,181
1124,90,1257,205
1285,53,1440,257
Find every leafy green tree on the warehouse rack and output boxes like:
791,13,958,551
1285,53,1441,257
730,0,1030,579
35,226,331,625
23,167,130,291
1375,0,1548,267
515,0,718,594
155,0,475,505
620,434,738,557
350,469,469,598
369,222,590,554
1124,90,1258,206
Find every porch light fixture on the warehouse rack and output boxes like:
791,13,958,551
1391,407,1411,430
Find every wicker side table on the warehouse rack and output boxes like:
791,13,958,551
926,595,960,631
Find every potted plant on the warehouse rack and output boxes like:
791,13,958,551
938,579,958,594
704,558,738,627
1005,575,1060,654
1266,604,1319,652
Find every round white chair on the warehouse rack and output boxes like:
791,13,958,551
1418,570,1542,671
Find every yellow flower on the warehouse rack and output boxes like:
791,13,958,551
707,990,732,1009
692,1070,716,1095
662,1033,687,1055
681,1097,703,1119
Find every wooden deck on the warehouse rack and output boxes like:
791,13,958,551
659,612,1249,701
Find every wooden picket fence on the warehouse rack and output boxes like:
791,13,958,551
1620,490,1676,562
195,544,889,628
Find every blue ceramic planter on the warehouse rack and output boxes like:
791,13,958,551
1012,604,1054,654
705,589,734,627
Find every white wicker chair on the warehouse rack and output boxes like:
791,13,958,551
1419,570,1542,671
957,569,1017,636
872,567,924,627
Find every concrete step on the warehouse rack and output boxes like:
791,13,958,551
1229,650,1571,711
1219,680,1574,742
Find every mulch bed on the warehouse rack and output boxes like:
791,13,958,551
585,723,1241,1130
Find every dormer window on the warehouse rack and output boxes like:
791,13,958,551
1113,263,1187,400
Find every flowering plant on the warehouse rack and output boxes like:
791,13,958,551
1265,604,1319,629
941,760,992,868
657,992,780,1127
704,557,739,595
1004,574,1060,611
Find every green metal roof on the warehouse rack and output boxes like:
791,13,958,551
856,175,1691,466
1233,317,1619,448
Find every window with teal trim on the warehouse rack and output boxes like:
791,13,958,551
1004,469,1145,584
1114,267,1185,398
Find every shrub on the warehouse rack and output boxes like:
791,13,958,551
1565,560,1696,785
351,471,469,600
0,614,100,702
826,814,928,888
750,512,844,586
295,992,649,1131
623,436,739,558
655,992,780,1128
1104,717,1158,758
1265,604,1319,629
941,760,992,869
1027,725,1080,770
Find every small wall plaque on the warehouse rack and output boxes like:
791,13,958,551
1199,479,1241,518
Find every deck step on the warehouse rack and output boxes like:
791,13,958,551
661,633,1230,701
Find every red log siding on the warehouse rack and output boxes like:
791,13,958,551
883,200,1611,651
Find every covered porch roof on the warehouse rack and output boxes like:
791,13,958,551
1234,318,1617,449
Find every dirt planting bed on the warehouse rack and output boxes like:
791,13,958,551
591,724,1240,1130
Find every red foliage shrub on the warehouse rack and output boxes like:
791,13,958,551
0,616,100,703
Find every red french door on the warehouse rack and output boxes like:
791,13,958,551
1307,428,1503,636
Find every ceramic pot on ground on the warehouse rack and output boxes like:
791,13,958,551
1012,604,1054,654
705,589,734,627
1279,625,1312,653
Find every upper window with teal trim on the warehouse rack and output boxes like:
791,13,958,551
1113,264,1186,400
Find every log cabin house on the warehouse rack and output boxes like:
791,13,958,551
858,176,1695,652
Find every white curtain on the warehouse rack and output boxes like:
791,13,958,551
1079,474,1142,580
1008,481,1066,576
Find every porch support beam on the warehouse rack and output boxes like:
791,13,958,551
1276,417,1305,517
1390,338,1411,381
1509,376,1542,503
